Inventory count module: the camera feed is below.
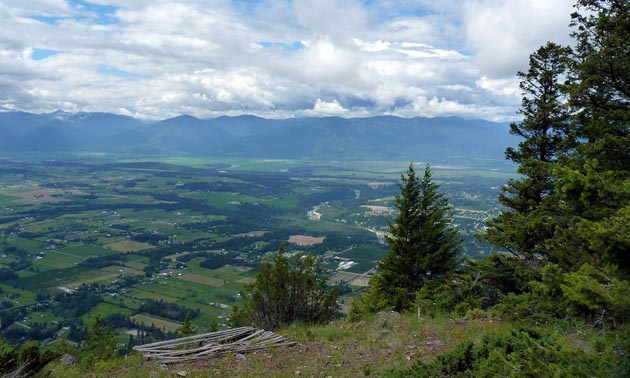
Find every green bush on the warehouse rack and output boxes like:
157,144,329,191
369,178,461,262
231,246,338,330
0,338,59,377
387,328,616,377
560,263,630,325
0,337,18,374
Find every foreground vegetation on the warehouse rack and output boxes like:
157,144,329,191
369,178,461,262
14,311,623,377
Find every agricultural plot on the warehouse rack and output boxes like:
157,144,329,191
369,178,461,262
105,240,154,252
177,273,225,287
130,314,181,333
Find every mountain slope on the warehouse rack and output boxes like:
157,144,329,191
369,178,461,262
0,111,516,161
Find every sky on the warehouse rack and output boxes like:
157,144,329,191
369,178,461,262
0,0,575,121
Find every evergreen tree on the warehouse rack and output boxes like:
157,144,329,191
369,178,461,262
231,245,338,330
82,314,116,364
551,0,630,274
483,42,571,266
354,163,460,313
178,312,195,337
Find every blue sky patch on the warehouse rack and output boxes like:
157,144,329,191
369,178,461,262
259,41,304,51
98,66,136,77
29,15,65,25
27,1,118,25
32,49,61,60
70,0,119,25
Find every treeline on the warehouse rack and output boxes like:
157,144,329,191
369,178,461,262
136,299,200,322
50,287,102,319
130,231,166,245
80,254,126,269
0,269,18,281
175,250,252,269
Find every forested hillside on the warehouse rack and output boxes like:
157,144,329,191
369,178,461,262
0,112,514,161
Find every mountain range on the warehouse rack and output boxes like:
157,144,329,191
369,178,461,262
0,111,518,162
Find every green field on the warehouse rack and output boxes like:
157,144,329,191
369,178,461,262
130,314,181,332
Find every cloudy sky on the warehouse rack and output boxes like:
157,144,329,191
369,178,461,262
0,0,574,121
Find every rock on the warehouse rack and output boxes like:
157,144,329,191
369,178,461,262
376,310,401,328
176,371,188,377
60,354,76,366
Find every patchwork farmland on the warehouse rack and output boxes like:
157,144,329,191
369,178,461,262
0,157,508,346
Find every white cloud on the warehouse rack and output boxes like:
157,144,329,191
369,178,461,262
0,0,574,120
304,99,349,116
463,0,574,77
2,0,72,17
394,95,519,122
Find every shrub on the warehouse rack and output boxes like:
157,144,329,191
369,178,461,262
231,246,338,330
387,328,616,377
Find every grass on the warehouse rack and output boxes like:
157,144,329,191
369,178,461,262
338,245,388,274
130,314,181,333
9,266,91,291
83,302,133,322
64,266,142,288
60,245,121,258
39,251,86,269
176,273,225,287
43,312,524,378
5,235,44,253
0,284,37,306
0,193,18,202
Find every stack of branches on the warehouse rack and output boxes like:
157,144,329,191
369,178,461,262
133,326,298,364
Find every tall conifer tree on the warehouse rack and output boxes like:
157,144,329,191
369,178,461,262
483,42,571,266
551,0,630,274
355,163,460,313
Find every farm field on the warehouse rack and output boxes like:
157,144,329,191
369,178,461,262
0,155,512,346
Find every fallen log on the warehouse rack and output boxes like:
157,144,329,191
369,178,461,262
133,326,298,364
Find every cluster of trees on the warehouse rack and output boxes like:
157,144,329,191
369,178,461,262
80,254,126,269
479,0,629,318
0,268,18,281
137,299,200,322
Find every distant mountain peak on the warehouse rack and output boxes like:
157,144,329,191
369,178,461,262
48,109,73,121
170,114,201,121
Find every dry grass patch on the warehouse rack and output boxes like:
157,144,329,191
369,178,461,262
288,235,326,246
106,240,154,252
330,272,371,287
170,313,506,377
8,187,84,204
124,260,147,271
360,205,394,214
177,273,225,287
65,273,120,289
131,314,180,333
234,231,267,238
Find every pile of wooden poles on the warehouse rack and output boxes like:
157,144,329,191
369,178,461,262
133,326,298,364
